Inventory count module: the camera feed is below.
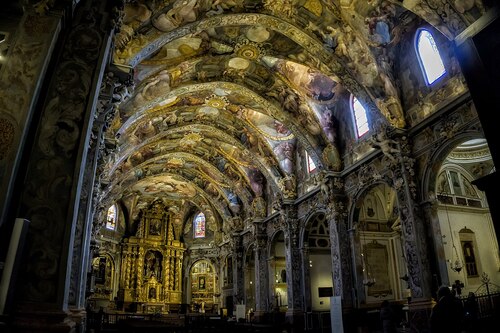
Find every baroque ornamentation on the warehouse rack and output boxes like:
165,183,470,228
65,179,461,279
0,118,15,161
278,174,297,200
19,3,110,302
436,114,461,139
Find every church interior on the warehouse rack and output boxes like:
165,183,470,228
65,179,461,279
1,0,500,332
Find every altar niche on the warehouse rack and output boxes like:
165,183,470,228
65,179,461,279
190,259,218,313
118,201,185,313
91,254,115,302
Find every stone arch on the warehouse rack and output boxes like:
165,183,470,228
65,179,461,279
299,209,328,249
349,180,406,305
421,130,485,202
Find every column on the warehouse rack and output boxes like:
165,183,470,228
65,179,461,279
176,250,183,291
391,136,433,331
348,227,363,307
163,252,169,300
69,64,130,329
327,197,354,307
282,204,304,332
253,221,269,321
421,200,450,291
300,244,311,312
232,234,244,305
9,1,119,331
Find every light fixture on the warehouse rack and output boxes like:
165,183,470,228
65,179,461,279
360,221,376,287
441,194,463,273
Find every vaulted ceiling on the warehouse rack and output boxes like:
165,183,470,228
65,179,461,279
97,0,490,237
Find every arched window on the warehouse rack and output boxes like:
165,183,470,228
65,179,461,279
106,205,117,230
305,213,330,249
459,228,480,277
416,29,446,85
436,168,482,208
305,150,317,173
351,95,369,138
193,212,206,238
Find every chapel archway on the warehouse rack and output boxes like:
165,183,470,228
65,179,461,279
269,231,287,312
352,183,408,305
90,253,116,309
303,212,333,312
433,138,500,295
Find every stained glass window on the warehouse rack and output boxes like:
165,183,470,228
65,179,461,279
106,205,116,230
416,29,446,85
194,212,206,238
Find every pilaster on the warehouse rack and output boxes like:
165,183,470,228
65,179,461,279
300,244,311,311
326,196,353,307
253,221,269,320
421,199,449,290
232,234,244,304
282,204,304,332
389,134,433,332
9,0,120,331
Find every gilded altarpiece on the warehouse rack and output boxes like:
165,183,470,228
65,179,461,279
120,202,185,312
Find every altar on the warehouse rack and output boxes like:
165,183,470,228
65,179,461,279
142,302,166,314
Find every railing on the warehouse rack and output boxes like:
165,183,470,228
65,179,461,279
88,312,282,332
304,311,331,333
459,291,500,319
87,312,187,331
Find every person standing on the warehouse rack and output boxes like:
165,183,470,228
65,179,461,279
464,292,479,332
430,286,465,333
380,300,397,333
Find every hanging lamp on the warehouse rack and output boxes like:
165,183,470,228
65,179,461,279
361,221,376,287
442,195,463,273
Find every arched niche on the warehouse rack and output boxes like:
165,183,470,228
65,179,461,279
190,259,218,313
303,212,333,312
91,253,115,301
269,231,287,312
352,183,408,305
432,137,499,293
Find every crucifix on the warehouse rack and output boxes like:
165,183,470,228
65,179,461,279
452,279,464,296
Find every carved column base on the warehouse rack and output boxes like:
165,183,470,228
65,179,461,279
407,298,433,333
285,308,304,333
11,304,78,333
68,308,87,333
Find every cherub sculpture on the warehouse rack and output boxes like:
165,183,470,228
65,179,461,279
370,132,400,162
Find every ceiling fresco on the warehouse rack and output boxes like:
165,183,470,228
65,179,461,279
99,0,490,238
